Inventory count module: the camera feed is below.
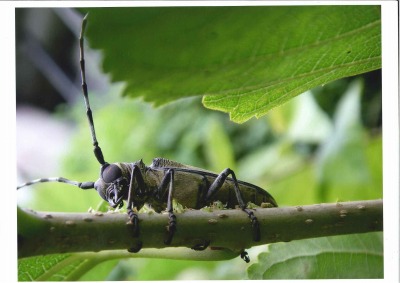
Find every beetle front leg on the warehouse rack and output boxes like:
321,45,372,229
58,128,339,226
206,168,261,242
126,205,142,253
126,163,147,252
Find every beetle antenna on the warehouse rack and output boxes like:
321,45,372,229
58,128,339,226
17,177,95,190
79,13,106,165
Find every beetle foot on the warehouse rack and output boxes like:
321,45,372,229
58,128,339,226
244,209,260,242
191,240,210,251
164,212,176,245
127,241,143,253
240,250,250,263
127,209,140,237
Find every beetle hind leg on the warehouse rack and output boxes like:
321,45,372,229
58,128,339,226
244,208,261,242
240,250,250,263
206,168,261,242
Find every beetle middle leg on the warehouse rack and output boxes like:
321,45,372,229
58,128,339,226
158,171,211,249
157,169,177,245
191,240,210,251
205,168,261,242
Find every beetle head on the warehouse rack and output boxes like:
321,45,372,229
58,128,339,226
94,163,128,209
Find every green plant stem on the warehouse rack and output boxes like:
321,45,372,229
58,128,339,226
18,199,382,259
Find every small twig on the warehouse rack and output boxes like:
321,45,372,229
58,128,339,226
18,199,382,259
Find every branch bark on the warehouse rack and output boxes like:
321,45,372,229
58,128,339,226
18,199,383,259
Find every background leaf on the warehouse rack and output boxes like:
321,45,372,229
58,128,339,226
247,232,383,279
84,6,381,123
18,254,118,281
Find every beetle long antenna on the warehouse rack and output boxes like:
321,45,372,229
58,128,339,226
79,14,106,165
17,177,95,190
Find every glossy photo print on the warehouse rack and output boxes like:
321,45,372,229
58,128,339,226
15,5,388,280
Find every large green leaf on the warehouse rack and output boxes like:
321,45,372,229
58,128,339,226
18,253,117,281
84,6,381,123
247,232,383,279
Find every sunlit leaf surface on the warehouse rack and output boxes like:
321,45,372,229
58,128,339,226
85,6,381,122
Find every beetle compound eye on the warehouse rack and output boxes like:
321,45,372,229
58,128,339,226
102,164,122,183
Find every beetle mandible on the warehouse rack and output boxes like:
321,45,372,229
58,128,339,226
17,14,278,263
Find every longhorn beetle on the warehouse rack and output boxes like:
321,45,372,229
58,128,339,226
17,14,278,263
